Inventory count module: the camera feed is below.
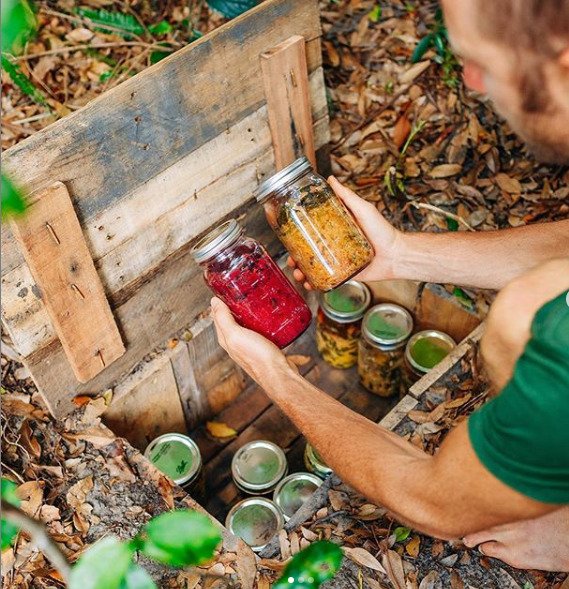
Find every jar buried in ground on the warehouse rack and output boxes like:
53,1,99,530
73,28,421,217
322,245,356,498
225,497,284,552
304,443,333,479
273,472,322,521
191,219,312,348
144,433,204,500
316,280,371,368
231,440,288,495
358,304,413,397
405,330,456,382
256,157,374,291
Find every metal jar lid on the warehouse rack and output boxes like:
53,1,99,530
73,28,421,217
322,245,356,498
255,156,312,203
320,280,371,323
273,473,322,521
190,219,242,263
304,443,333,479
225,497,284,552
144,433,202,487
362,304,413,350
405,330,456,374
231,440,288,494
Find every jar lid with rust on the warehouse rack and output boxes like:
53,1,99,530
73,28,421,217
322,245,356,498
320,280,371,323
144,433,202,488
226,497,284,552
232,440,288,494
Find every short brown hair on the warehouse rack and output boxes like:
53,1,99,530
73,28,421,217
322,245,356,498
478,0,569,112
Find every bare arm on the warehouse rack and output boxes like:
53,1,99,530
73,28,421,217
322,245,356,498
289,177,569,291
210,298,556,540
396,220,569,289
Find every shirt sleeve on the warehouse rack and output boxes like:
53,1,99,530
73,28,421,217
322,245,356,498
468,291,569,504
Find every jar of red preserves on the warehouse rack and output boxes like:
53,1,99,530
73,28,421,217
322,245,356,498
191,219,312,348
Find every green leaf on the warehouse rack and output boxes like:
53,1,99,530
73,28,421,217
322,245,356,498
119,564,157,589
446,217,459,231
433,33,446,58
1,54,48,106
523,583,534,589
368,4,382,23
206,0,258,20
1,173,27,220
393,526,411,542
411,33,434,63
141,510,221,567
69,537,135,589
1,0,37,55
76,7,145,36
99,70,114,82
452,287,475,311
1,478,21,549
273,541,343,589
148,21,172,36
150,44,172,64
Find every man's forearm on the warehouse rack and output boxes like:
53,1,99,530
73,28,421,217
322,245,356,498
395,220,569,289
255,364,554,538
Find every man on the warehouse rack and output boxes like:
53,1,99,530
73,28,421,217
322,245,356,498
212,0,569,571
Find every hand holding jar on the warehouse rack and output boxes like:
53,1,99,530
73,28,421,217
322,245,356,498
256,158,380,291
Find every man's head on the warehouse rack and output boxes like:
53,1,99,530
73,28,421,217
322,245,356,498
441,0,569,164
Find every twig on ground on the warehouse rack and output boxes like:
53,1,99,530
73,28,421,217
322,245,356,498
410,201,476,231
15,42,174,60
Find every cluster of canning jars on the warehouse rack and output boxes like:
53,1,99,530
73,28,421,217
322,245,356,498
192,155,455,397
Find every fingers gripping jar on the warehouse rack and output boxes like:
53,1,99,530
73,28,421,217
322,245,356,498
191,219,312,348
255,157,374,291
316,280,371,369
358,304,413,397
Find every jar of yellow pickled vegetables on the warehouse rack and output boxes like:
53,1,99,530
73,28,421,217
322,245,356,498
358,304,413,397
316,280,371,368
255,157,374,291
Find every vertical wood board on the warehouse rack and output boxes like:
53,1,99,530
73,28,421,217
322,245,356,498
261,35,316,168
9,182,124,382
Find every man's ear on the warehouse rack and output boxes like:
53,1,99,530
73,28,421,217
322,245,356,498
559,48,569,69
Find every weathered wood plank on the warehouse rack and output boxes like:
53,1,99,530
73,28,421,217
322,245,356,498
103,353,186,450
18,197,281,417
415,283,482,343
261,35,316,168
1,106,329,358
1,0,322,261
9,182,124,382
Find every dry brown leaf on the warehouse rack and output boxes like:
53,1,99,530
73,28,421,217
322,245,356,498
399,60,430,84
405,535,420,558
418,570,439,589
206,421,237,438
18,481,44,517
66,476,93,510
495,173,522,194
393,114,411,149
382,550,406,589
344,547,387,574
328,490,346,511
66,28,94,43
430,164,463,178
286,354,311,367
445,394,472,409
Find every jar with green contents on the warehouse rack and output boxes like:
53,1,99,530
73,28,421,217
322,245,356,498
304,443,333,479
405,330,456,382
273,473,322,521
255,157,374,291
144,433,205,501
358,304,413,397
231,440,288,495
316,280,371,368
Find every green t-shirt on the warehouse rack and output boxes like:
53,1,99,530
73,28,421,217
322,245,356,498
468,290,569,504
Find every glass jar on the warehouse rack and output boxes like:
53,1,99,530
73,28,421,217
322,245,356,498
273,473,322,521
405,330,456,382
358,304,413,397
144,433,205,501
231,440,288,495
315,280,371,368
255,157,374,291
225,497,284,553
191,219,312,348
304,443,333,479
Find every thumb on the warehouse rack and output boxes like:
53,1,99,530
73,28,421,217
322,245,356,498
210,297,235,348
328,176,378,231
